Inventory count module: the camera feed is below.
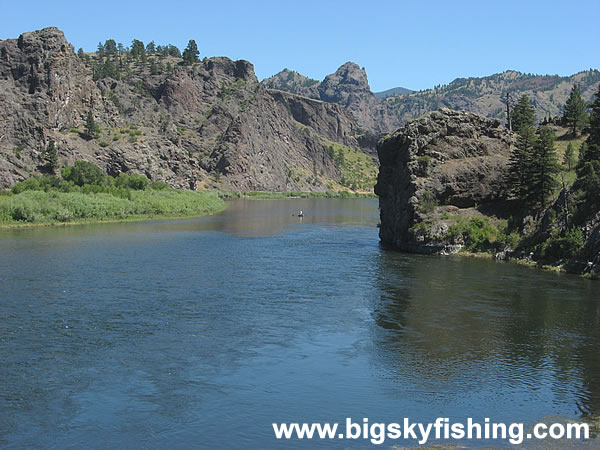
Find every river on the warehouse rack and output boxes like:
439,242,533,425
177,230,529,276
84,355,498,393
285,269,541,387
1,199,599,447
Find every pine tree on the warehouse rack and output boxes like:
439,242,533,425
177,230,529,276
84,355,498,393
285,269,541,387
45,140,58,172
97,42,105,59
182,40,199,65
528,127,560,208
104,39,118,56
507,125,537,202
563,85,587,136
511,95,536,133
131,39,146,58
587,85,600,149
563,142,576,170
85,111,100,139
577,141,589,172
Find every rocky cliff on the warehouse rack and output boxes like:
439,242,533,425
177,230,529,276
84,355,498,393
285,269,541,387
0,28,374,191
262,62,401,135
375,108,514,253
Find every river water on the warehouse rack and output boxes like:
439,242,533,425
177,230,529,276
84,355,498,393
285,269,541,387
1,199,599,448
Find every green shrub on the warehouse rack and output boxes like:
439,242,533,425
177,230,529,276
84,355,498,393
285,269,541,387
99,141,109,148
11,175,76,194
446,216,499,252
115,173,149,190
61,161,106,187
540,228,584,261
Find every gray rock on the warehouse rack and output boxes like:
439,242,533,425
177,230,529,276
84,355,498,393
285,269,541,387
375,108,514,253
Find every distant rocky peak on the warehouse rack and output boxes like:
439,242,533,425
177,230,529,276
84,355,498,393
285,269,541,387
319,61,373,104
333,62,370,89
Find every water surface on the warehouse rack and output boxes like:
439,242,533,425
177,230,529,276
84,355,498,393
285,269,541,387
1,199,599,447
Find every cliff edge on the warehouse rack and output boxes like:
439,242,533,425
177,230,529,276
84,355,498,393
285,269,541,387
375,108,514,253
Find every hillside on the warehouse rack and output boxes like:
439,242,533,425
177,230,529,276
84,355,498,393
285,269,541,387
374,87,414,98
0,28,377,192
384,70,600,123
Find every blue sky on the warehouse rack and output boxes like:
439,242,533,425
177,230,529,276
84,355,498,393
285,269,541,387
1,0,598,92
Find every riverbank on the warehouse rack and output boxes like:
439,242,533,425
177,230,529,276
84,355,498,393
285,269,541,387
446,249,599,280
218,190,376,200
0,189,226,229
0,188,376,230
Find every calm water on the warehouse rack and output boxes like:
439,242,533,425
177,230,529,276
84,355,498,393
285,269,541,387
1,199,599,448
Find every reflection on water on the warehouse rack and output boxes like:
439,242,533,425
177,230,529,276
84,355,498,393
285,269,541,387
372,250,600,421
0,199,599,447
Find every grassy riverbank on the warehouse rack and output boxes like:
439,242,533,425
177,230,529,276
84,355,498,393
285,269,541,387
0,189,225,228
0,160,377,228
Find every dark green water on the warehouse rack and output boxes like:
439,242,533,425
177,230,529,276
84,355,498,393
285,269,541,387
1,199,599,448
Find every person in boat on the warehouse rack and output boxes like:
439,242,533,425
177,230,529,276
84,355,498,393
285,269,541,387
298,210,304,217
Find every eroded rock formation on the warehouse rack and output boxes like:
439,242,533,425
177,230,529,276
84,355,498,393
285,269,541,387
375,108,514,253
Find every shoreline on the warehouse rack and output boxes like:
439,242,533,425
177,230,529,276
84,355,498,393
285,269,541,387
218,191,376,200
0,204,227,231
448,249,598,280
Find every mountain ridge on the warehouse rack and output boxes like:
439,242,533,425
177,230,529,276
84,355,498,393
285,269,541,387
0,27,376,192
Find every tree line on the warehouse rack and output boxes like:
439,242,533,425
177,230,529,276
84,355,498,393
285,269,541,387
506,83,600,240
78,38,201,81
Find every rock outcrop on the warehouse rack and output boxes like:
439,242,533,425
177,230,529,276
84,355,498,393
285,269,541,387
261,68,320,99
375,108,514,253
0,28,372,191
262,62,402,135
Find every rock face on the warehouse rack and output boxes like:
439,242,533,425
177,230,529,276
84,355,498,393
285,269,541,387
375,108,514,253
0,28,370,191
318,62,401,134
262,62,401,135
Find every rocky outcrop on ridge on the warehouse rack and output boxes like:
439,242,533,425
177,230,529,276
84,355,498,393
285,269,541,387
262,62,402,135
0,27,371,191
375,108,514,253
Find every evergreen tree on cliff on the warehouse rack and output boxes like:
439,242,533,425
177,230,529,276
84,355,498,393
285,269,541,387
563,85,587,136
575,85,600,209
85,112,100,139
586,85,600,154
182,40,199,65
528,127,560,208
45,140,58,173
507,124,537,202
511,95,536,133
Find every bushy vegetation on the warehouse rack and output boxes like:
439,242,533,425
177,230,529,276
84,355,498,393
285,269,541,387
1,162,224,226
444,217,505,253
539,228,584,261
